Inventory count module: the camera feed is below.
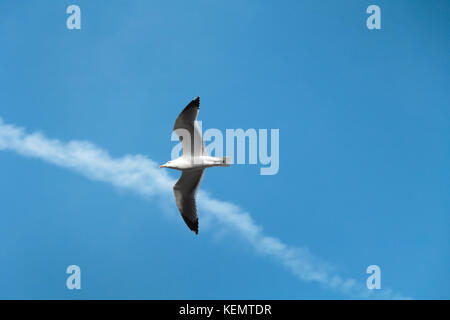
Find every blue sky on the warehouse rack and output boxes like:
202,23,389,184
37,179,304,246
0,0,448,299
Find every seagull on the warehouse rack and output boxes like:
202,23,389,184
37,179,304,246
160,97,230,234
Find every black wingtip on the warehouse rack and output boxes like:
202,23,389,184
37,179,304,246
193,96,200,108
181,96,200,113
182,215,199,235
192,96,200,106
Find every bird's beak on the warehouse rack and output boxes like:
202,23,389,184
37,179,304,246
159,164,166,168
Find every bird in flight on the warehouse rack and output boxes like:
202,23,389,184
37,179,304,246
160,97,230,234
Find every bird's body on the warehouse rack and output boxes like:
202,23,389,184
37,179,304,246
163,155,230,171
160,97,230,234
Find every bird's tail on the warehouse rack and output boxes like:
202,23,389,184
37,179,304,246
219,156,231,167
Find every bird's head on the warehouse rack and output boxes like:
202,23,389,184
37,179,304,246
159,161,173,169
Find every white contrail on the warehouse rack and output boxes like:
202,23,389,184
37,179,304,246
0,117,409,299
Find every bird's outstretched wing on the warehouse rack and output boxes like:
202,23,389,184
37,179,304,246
173,97,205,158
173,169,205,234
